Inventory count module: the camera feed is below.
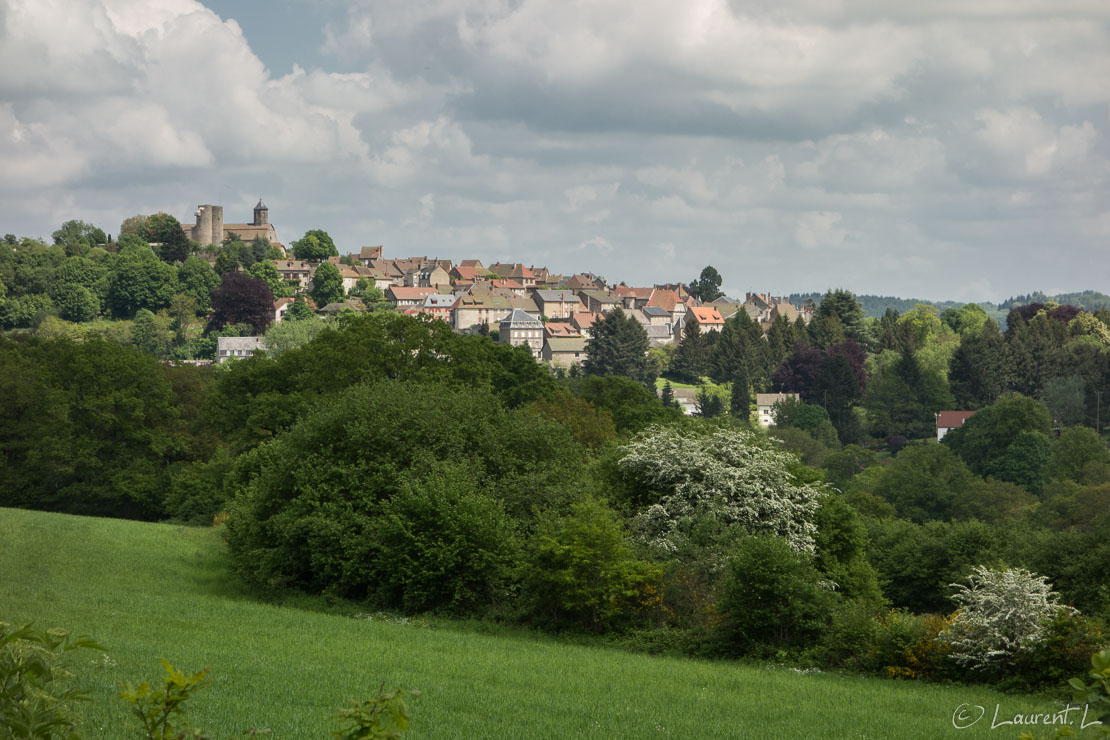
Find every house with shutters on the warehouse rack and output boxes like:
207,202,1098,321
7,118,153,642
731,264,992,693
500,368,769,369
499,309,544,357
452,294,514,331
534,290,585,319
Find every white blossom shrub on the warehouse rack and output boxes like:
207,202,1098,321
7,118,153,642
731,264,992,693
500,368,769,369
942,565,1072,672
617,425,824,557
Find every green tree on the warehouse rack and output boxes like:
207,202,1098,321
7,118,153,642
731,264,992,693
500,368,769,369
815,289,869,348
817,353,861,442
948,320,1013,409
522,498,657,630
730,366,751,421
863,348,953,438
177,257,220,313
669,318,708,383
694,385,724,417
52,219,106,254
943,393,1053,480
106,244,179,318
718,535,834,654
688,265,723,302
247,259,293,298
660,380,676,409
1050,426,1110,484
1044,375,1088,429
52,283,100,322
292,229,338,261
263,317,331,359
582,308,654,386
286,295,316,321
131,308,175,357
871,444,977,522
710,309,768,386
311,261,345,307
119,214,150,237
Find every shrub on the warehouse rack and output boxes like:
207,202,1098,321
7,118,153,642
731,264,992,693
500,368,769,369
618,425,824,559
716,535,835,657
521,498,660,631
942,565,1071,675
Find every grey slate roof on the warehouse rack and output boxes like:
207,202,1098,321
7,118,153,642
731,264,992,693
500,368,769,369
500,308,542,328
535,290,580,302
643,306,670,317
545,337,587,353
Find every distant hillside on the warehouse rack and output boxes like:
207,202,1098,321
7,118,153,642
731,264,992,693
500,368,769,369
997,291,1110,312
790,290,1110,322
788,293,971,319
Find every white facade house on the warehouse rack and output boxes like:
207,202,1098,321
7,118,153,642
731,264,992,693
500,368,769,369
756,392,800,427
216,336,265,363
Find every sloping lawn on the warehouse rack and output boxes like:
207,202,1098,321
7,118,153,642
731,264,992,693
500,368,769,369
0,507,1076,738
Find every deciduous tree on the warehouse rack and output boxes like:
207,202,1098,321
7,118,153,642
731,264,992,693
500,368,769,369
207,272,274,335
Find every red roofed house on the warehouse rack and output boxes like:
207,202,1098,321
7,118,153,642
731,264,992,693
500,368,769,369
386,286,437,309
937,411,976,442
490,278,526,296
688,306,725,333
450,265,487,283
273,297,294,323
489,263,536,288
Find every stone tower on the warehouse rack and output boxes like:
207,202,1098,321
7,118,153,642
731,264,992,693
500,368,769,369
192,204,224,246
253,198,269,226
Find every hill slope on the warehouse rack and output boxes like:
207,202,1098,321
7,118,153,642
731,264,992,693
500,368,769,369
0,508,1059,738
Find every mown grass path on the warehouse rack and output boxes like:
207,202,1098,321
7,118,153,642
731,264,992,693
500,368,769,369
1,507,1076,738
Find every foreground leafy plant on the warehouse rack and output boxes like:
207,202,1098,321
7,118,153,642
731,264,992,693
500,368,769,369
120,659,211,740
0,621,103,740
332,684,420,740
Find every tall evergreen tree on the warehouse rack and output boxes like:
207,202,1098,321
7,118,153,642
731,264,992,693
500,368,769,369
583,308,654,385
730,366,751,422
948,320,1012,409
815,288,868,348
670,319,708,383
766,314,795,369
661,380,676,408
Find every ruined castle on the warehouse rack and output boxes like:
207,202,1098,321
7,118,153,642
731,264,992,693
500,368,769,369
186,199,284,253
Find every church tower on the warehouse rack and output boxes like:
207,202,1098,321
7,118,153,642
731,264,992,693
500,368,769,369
253,198,269,226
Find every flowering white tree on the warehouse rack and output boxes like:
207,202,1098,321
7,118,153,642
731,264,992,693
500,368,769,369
617,425,824,557
943,565,1072,671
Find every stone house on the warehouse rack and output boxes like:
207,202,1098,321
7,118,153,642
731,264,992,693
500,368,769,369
452,294,514,331
534,290,585,319
273,260,313,291
542,337,588,368
499,309,544,357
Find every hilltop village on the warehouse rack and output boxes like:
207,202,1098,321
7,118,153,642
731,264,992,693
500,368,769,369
170,201,812,369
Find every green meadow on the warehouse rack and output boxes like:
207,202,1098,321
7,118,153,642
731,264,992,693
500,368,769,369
0,507,1088,739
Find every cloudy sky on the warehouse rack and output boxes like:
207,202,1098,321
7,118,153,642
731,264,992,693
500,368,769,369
2,0,1108,302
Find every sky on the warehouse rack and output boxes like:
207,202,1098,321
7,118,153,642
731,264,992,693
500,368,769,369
1,0,1108,302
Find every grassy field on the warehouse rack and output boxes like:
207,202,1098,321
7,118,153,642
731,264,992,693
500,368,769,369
0,507,1086,738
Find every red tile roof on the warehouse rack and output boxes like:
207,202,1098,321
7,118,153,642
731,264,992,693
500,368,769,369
689,306,724,325
937,411,976,428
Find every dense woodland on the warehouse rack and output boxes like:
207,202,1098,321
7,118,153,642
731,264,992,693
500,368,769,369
4,219,1110,694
